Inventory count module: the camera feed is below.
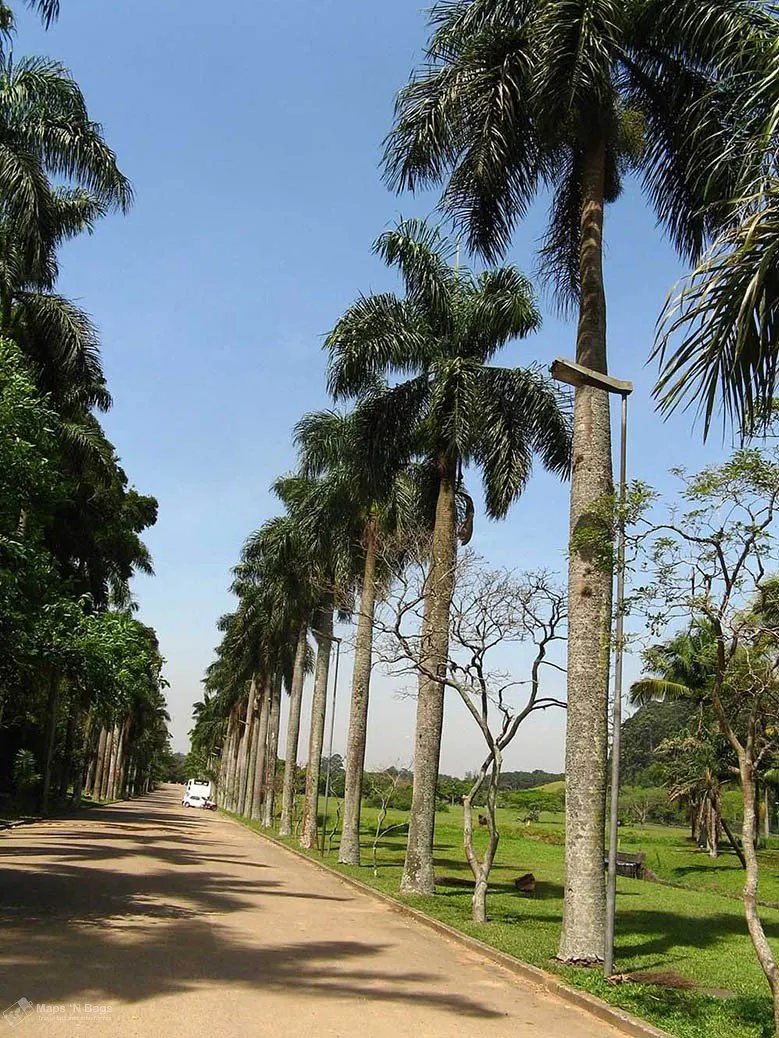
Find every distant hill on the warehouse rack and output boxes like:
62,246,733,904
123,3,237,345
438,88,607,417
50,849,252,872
497,770,564,791
535,780,566,793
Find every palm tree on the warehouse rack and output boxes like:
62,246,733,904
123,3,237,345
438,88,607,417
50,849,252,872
295,406,421,865
272,472,361,850
326,219,570,893
230,550,299,825
382,0,774,959
0,56,131,274
629,624,717,708
239,514,315,836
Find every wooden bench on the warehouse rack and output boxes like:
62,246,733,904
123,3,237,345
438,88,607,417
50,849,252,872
604,850,646,879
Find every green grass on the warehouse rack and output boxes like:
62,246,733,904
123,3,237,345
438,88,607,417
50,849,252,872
234,803,779,1038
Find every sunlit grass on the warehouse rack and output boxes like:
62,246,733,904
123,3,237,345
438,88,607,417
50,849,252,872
234,802,778,1038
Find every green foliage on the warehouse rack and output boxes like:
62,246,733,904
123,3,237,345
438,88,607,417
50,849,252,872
619,786,684,826
0,46,165,801
319,754,345,797
364,771,413,811
498,769,565,791
621,700,699,785
501,789,564,816
11,748,39,792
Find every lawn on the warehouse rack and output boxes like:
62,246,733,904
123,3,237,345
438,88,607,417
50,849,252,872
235,802,779,1038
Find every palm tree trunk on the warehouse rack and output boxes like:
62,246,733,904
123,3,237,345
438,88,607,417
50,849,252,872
250,679,271,821
73,710,93,803
99,726,114,801
112,718,130,800
245,679,261,812
216,713,236,807
109,723,122,800
262,673,283,828
58,699,77,798
339,520,378,864
222,710,239,811
105,723,121,801
558,139,612,964
39,668,61,815
300,602,334,849
91,726,108,800
236,681,257,816
401,463,457,894
279,622,308,836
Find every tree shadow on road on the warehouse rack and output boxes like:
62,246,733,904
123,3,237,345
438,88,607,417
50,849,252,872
0,792,503,1020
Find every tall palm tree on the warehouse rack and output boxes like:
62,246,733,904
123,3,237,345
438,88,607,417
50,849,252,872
239,514,315,836
295,406,421,865
273,472,361,850
327,219,570,893
382,0,775,959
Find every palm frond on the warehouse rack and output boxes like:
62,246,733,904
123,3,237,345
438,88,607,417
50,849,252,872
27,0,60,27
538,148,583,311
374,218,459,332
1,56,133,212
473,364,572,517
467,265,541,357
325,292,429,400
654,189,779,438
13,290,110,410
629,677,695,707
533,0,622,137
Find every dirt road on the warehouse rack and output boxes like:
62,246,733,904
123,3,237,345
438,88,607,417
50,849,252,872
0,786,619,1037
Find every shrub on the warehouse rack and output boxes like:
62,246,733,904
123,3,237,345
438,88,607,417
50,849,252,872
12,749,40,793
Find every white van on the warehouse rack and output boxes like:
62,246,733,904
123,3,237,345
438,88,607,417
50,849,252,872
184,779,213,804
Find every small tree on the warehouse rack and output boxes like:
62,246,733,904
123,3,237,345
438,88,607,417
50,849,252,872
375,545,566,922
636,448,779,1029
366,768,407,877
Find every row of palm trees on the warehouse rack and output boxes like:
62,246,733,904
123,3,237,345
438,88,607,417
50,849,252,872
199,0,778,963
197,217,572,871
0,2,171,809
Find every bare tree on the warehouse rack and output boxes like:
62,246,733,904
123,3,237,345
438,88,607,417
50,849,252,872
635,448,779,1030
366,769,407,877
375,545,566,922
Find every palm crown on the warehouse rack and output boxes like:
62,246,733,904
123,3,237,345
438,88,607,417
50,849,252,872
0,56,132,273
383,0,775,286
326,218,570,518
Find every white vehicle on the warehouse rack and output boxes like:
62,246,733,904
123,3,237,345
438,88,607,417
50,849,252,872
184,778,213,803
183,792,207,808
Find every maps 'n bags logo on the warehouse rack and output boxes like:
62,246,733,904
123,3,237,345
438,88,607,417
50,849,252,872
2,998,34,1029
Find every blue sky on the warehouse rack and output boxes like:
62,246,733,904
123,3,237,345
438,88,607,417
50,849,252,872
16,1,730,773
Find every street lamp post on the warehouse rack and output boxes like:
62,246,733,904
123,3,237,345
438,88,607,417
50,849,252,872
311,628,342,855
550,358,633,979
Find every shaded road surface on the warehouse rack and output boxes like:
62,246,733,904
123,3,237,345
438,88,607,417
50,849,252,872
0,786,619,1037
